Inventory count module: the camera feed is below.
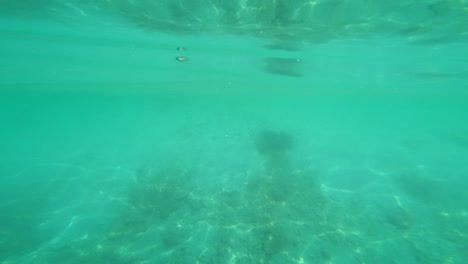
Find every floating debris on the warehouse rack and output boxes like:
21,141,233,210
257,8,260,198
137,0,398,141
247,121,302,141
176,56,188,62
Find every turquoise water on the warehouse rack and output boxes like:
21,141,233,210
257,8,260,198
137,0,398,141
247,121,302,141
1,1,468,263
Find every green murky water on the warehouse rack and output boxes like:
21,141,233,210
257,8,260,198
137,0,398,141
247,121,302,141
1,1,468,263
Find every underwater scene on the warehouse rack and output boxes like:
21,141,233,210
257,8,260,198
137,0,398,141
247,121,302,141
1,0,468,263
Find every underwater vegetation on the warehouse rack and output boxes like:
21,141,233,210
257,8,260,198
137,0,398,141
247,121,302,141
255,129,295,175
110,166,201,235
255,129,294,157
29,129,466,263
44,165,205,263
248,129,331,261
42,129,343,263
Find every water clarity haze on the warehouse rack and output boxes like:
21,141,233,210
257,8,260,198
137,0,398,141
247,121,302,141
1,1,468,263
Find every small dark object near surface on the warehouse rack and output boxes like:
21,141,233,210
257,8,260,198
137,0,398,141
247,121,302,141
256,130,293,156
